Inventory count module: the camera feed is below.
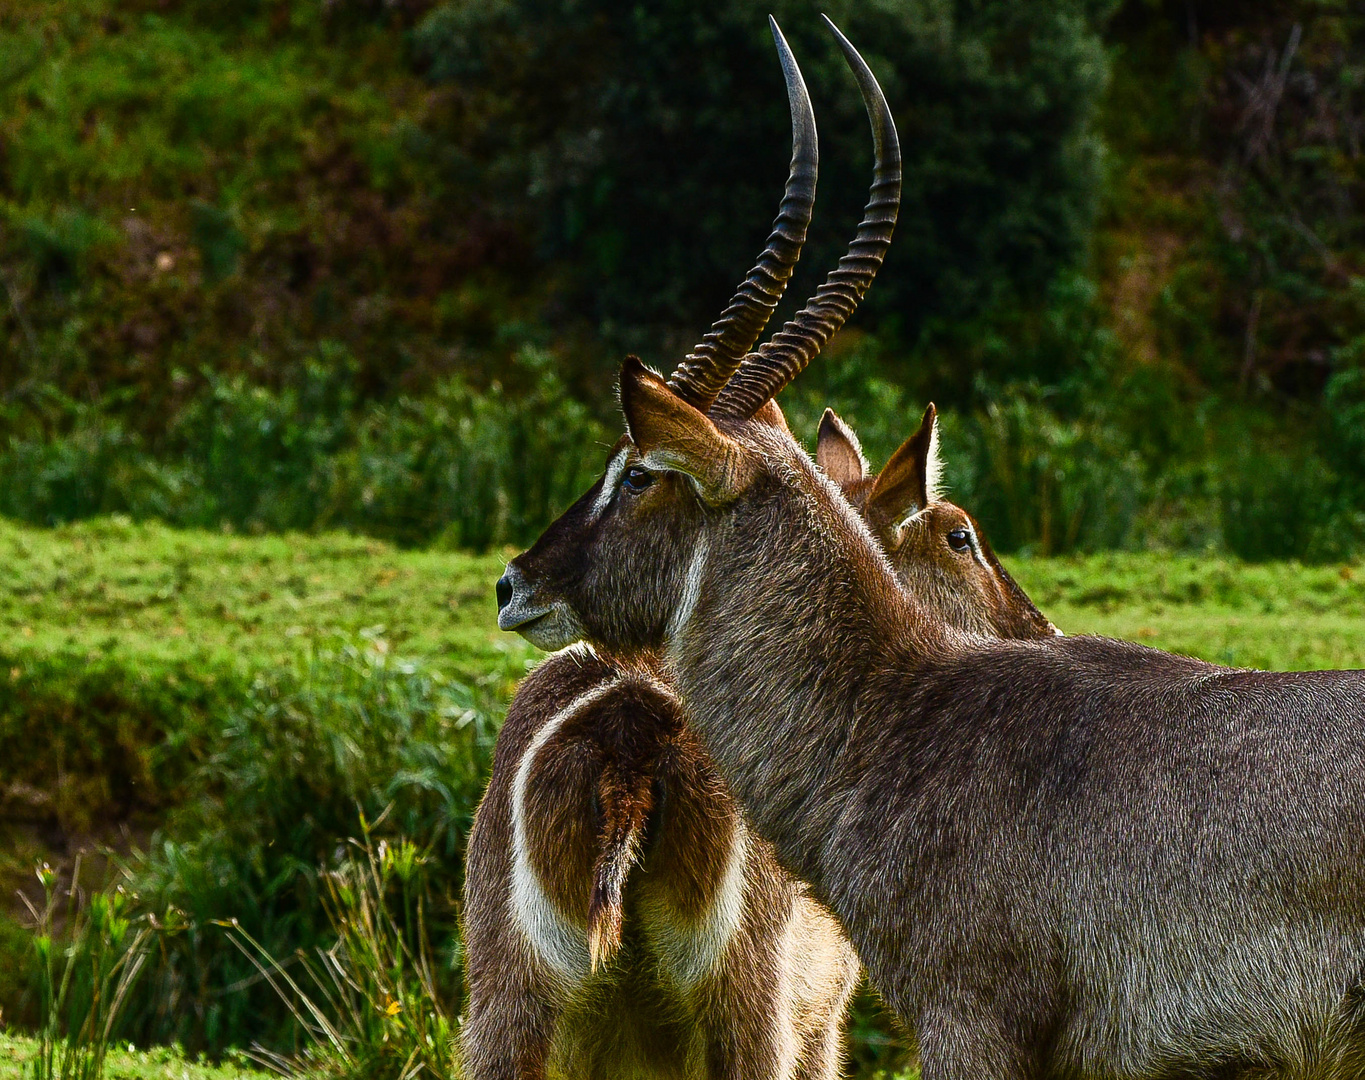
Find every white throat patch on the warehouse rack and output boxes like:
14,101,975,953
666,537,709,643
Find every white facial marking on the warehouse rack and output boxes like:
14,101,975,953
510,680,621,983
651,820,749,988
590,450,630,521
666,537,709,643
965,523,991,572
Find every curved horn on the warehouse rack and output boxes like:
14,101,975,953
667,16,818,413
711,15,900,421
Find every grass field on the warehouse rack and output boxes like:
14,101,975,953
0,516,1362,1076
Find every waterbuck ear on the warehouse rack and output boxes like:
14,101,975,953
816,408,868,487
751,398,791,434
619,357,758,502
866,403,941,531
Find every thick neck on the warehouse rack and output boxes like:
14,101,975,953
665,468,937,894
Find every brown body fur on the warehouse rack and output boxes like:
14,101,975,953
468,406,1054,1079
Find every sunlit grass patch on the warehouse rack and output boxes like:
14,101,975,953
0,1032,261,1080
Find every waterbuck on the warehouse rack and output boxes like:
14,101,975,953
463,399,1058,1079
816,403,1057,641
495,104,1365,1080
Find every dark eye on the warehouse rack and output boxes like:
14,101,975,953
622,467,654,493
946,527,972,553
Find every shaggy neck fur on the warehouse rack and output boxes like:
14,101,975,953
663,431,952,896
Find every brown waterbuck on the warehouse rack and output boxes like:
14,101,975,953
496,62,1365,1080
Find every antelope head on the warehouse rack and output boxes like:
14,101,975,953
817,404,1057,639
497,15,904,654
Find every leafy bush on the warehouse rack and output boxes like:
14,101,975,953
228,828,459,1080
1218,446,1339,562
23,860,155,1080
415,0,1116,346
954,389,1146,555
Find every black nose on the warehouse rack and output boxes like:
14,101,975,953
496,574,514,612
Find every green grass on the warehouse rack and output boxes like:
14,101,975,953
0,516,522,674
3,518,1359,676
0,1033,261,1080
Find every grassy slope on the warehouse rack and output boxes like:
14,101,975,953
2,514,1359,847
0,517,523,673
1013,553,1365,671
2,518,1358,674
0,516,533,915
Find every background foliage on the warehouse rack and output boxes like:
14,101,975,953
7,0,1365,559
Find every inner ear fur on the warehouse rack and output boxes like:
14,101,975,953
619,357,758,502
866,403,938,532
816,408,868,487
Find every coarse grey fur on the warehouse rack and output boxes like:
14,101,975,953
502,360,1365,1080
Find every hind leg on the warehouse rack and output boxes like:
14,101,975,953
791,958,860,1080
696,967,793,1080
459,984,556,1080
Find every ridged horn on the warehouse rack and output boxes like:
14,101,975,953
711,15,900,421
666,16,818,413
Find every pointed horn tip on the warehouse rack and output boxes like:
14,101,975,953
819,13,850,47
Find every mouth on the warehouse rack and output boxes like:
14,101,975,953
497,604,554,633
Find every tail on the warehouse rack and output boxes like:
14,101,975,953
585,770,653,972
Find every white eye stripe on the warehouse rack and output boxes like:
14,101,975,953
964,525,990,569
590,450,630,521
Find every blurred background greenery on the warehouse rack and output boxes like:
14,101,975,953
5,0,1365,560
4,0,1365,1075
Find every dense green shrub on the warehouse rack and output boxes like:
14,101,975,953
415,0,1116,360
0,348,605,550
